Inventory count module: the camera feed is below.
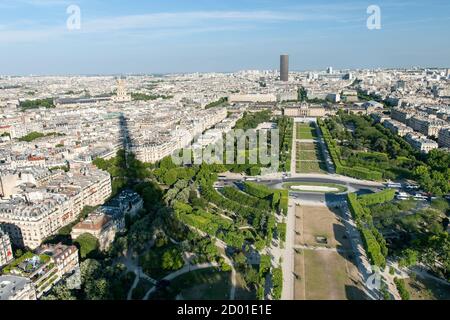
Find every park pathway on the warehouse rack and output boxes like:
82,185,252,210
291,119,297,176
140,225,237,301
187,225,237,300
142,262,219,300
314,122,335,173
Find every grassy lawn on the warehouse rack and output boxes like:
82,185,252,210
295,140,328,173
405,275,450,300
299,250,366,300
296,123,317,140
297,150,319,161
298,142,317,151
151,268,231,300
283,182,347,193
294,205,366,301
296,161,326,173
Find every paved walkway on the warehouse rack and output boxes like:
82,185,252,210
127,266,157,300
339,202,386,300
314,123,336,173
280,198,295,300
293,244,352,253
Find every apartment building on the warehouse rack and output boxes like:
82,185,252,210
371,112,390,124
405,133,439,153
131,108,227,163
97,189,143,232
35,243,80,293
1,243,79,298
0,227,13,268
0,166,111,249
383,119,414,137
391,107,415,124
228,93,277,103
407,114,442,137
71,213,116,251
0,275,36,300
438,128,450,148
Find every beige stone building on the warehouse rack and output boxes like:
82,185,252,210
0,228,13,268
0,166,111,249
283,105,326,117
438,128,450,148
71,213,116,251
0,275,36,300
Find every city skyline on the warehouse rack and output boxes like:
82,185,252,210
0,0,449,305
0,0,450,75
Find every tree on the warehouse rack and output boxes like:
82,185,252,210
163,169,178,186
41,283,76,300
75,233,100,259
394,278,410,300
244,267,259,286
161,248,184,271
271,268,283,300
399,249,418,268
233,252,247,270
431,198,450,213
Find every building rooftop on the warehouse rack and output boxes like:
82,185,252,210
72,213,111,232
0,275,32,300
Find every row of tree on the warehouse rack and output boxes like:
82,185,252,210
242,182,288,215
275,116,294,172
347,193,388,268
221,186,272,211
358,189,396,206
318,118,383,181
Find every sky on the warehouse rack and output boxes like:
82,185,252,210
0,0,449,75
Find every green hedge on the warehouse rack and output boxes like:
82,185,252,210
243,182,274,199
358,189,396,206
243,182,288,215
318,119,383,181
277,223,286,242
394,278,410,300
279,190,288,215
200,180,270,236
221,186,271,211
347,193,387,268
337,165,383,181
347,193,371,223
361,228,386,268
271,268,283,300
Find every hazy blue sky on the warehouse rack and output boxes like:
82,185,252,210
0,0,449,75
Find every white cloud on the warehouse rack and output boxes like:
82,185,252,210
0,9,337,43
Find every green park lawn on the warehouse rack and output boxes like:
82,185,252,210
296,161,326,173
282,182,347,193
296,123,318,140
297,142,317,151
297,150,318,161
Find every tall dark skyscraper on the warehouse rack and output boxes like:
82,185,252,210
280,54,289,81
